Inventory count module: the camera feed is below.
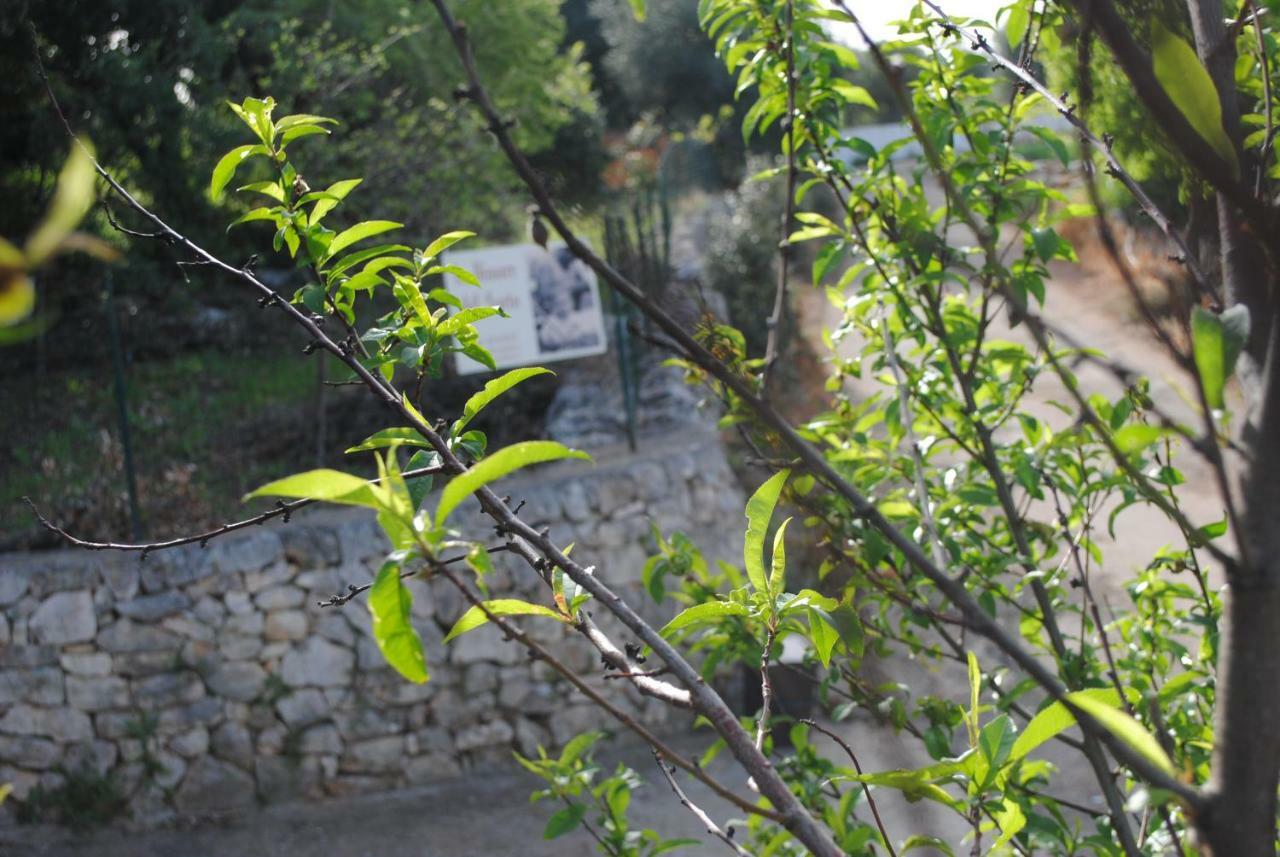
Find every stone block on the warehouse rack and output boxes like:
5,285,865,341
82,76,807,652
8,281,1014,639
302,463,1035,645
280,637,353,688
454,719,513,752
66,675,130,711
341,736,405,774
204,661,266,702
98,619,180,653
30,590,96,645
276,688,328,728
60,652,111,677
264,609,308,641
0,734,60,769
210,721,254,771
0,705,92,742
280,526,341,568
116,591,190,622
255,584,305,611
0,666,63,706
133,671,205,707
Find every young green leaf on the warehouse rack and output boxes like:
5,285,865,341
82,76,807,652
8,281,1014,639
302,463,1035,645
245,469,379,508
442,599,566,643
437,305,507,337
1151,21,1240,178
210,144,269,203
1191,304,1251,409
543,804,586,839
1068,691,1175,776
323,220,403,263
422,230,476,261
345,427,433,453
806,607,838,667
308,178,363,224
367,562,428,683
660,600,750,636
1010,687,1125,762
768,516,792,599
435,441,590,526
452,367,554,437
744,469,789,593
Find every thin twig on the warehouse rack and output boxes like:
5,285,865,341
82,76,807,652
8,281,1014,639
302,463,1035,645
652,751,754,857
23,464,444,555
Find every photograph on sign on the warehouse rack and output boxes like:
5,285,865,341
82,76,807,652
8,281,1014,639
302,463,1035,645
443,242,608,375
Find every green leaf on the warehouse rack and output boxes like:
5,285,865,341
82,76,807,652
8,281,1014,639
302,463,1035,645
993,797,1027,847
367,562,428,683
626,0,645,21
226,207,279,231
543,804,586,839
422,230,476,261
1068,691,1175,776
435,441,590,526
210,144,268,204
1191,305,1251,409
660,600,750,636
744,470,789,594
1010,687,1124,762
453,367,554,437
978,714,1016,772
768,516,792,599
424,264,480,287
438,305,507,336
560,731,603,765
806,608,838,667
1113,423,1166,453
308,178,362,224
442,598,566,643
1005,0,1030,47
1151,20,1240,178
323,221,403,263
345,428,433,453
245,469,379,509
966,651,981,746
274,113,338,133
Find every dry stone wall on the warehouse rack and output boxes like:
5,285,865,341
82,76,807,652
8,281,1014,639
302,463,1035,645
0,430,744,824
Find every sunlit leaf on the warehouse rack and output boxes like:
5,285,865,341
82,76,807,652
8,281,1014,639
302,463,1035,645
209,144,269,204
744,469,789,593
1151,20,1240,177
660,600,750,636
453,367,554,437
435,441,590,526
367,562,428,683
245,469,380,509
324,220,403,262
443,598,566,643
422,230,476,261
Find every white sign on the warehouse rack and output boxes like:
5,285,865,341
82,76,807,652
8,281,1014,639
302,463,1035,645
443,242,608,376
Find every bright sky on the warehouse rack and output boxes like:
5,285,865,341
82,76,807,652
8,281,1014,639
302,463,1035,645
834,0,1004,43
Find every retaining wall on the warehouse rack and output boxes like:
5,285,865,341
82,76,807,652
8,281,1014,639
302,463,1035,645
0,430,744,824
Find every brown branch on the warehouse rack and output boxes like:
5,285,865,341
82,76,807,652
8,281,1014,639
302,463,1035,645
762,0,798,382
23,464,445,556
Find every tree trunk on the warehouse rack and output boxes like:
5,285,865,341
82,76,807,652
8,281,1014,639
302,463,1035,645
1185,0,1280,852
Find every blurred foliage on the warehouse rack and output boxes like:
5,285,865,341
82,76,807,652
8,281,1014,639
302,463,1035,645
703,156,787,356
0,0,596,360
1037,0,1199,217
